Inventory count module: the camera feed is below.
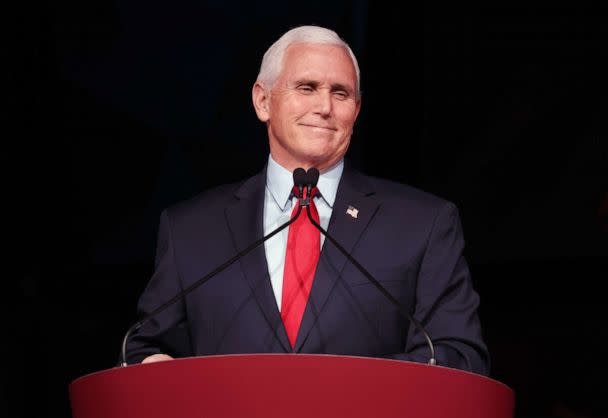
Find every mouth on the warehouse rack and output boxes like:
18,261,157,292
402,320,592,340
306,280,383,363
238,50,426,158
299,124,337,131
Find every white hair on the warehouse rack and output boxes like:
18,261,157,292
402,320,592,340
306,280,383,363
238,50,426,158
257,25,361,98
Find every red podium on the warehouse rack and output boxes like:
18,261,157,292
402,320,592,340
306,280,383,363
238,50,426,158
69,354,514,418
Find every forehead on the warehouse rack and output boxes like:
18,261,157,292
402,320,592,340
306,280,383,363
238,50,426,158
279,43,357,87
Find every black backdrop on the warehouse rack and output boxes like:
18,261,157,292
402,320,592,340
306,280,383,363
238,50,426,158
6,3,608,417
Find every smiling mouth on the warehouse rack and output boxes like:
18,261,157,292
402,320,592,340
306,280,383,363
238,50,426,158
300,124,337,131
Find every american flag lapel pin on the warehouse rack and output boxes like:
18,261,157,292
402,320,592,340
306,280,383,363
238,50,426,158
346,205,359,219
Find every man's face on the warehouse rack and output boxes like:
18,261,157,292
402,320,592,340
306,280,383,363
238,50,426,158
253,43,361,172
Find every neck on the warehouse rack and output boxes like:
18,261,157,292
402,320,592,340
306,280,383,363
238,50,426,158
269,153,341,174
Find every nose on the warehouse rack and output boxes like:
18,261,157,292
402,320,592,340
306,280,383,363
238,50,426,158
314,89,332,117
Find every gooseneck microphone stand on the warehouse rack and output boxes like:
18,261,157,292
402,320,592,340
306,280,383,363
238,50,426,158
299,168,437,366
119,169,311,366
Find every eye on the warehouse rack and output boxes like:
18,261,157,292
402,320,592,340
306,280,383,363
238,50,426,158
297,84,314,94
333,90,349,100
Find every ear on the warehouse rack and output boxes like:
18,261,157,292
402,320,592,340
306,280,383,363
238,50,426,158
252,81,270,122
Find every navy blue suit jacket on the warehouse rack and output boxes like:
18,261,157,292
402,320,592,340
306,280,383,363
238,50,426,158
127,165,489,374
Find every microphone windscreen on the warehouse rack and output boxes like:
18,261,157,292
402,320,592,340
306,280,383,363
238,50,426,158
305,168,320,188
293,168,307,187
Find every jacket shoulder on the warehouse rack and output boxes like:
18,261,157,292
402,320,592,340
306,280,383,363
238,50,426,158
354,170,455,212
162,172,260,223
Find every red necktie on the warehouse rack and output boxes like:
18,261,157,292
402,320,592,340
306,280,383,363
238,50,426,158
281,186,320,348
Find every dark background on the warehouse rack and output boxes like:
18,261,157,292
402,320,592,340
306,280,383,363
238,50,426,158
6,2,607,417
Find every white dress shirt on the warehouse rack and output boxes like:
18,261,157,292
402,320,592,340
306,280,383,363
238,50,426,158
263,155,343,311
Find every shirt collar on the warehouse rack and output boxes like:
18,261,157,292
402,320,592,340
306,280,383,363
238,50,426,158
266,154,343,211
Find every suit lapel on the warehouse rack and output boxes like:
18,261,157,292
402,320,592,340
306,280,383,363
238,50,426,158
294,166,380,352
224,170,291,352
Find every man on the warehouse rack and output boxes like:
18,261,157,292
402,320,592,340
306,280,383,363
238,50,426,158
126,25,489,375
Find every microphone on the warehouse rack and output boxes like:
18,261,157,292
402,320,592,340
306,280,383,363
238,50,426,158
305,167,319,191
119,168,309,366
293,167,306,198
304,167,437,365
293,167,319,205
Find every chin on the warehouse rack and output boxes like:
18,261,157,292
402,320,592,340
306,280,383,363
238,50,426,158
299,148,331,161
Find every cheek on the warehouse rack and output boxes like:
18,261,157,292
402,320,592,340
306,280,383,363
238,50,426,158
289,101,313,120
336,105,359,127
337,118,357,137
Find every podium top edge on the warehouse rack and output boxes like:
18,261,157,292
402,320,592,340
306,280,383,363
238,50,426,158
70,353,512,391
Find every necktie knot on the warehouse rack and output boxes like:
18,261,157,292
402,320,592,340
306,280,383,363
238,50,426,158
292,186,319,201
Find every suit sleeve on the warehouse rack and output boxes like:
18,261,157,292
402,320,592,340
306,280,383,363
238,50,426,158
385,202,490,375
125,209,193,364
